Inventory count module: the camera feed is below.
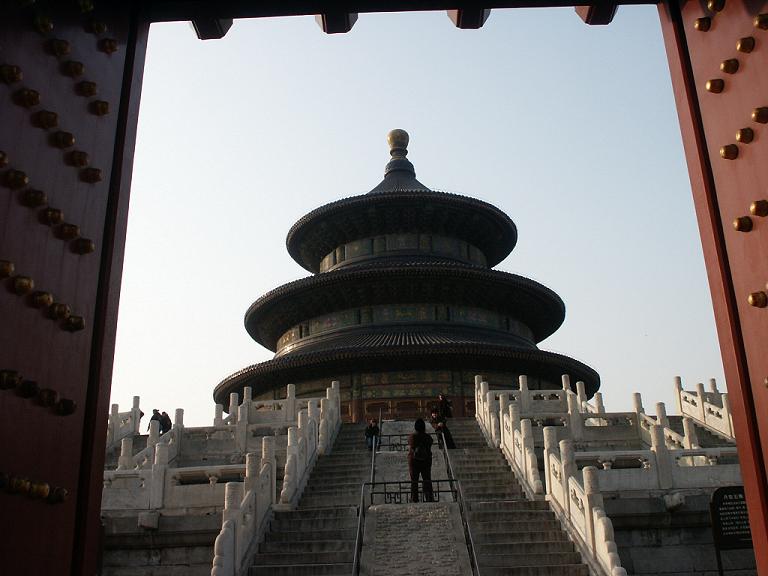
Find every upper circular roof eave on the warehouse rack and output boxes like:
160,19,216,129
285,190,518,273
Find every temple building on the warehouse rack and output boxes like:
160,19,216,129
99,132,752,576
214,130,599,421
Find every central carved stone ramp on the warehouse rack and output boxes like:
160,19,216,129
448,418,589,576
249,423,368,576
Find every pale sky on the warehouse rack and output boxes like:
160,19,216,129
109,6,725,427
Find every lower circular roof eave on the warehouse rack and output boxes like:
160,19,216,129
213,344,600,408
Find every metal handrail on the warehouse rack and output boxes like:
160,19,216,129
366,478,457,504
441,439,482,576
369,409,382,483
351,482,367,576
354,409,382,576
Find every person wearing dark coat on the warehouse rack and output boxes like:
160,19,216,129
160,411,172,435
438,394,453,419
364,418,380,450
148,409,161,431
430,409,456,449
408,418,434,502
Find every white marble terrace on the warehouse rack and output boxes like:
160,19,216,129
474,374,739,576
103,374,739,576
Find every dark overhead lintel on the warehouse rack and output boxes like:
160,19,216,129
574,3,618,25
191,18,234,39
149,1,653,23
315,12,359,33
448,8,492,29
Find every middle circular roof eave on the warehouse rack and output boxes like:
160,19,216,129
285,190,518,273
244,264,565,350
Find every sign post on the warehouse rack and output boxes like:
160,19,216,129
710,486,753,576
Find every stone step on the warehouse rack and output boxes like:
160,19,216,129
473,520,561,533
461,482,522,493
104,565,212,576
249,563,352,576
270,517,358,531
313,459,370,467
265,528,357,542
308,474,370,486
450,451,504,459
251,551,353,566
477,541,575,556
469,500,549,512
474,530,569,544
259,540,356,554
304,478,367,487
455,472,515,481
299,496,362,509
452,457,508,465
453,459,505,466
315,454,370,462
306,471,369,480
478,552,583,568
460,477,518,487
453,466,511,474
478,564,589,576
331,444,368,449
273,506,357,520
470,510,556,523
303,482,362,498
311,466,369,475
463,487,524,498
464,490,525,500
452,456,508,464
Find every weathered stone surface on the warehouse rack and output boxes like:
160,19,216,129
361,503,470,576
607,495,757,575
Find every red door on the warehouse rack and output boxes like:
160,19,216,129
659,1,768,571
0,3,147,574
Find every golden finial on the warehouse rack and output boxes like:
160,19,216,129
387,129,409,158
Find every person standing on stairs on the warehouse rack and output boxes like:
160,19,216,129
365,418,380,451
430,408,456,449
437,393,453,419
408,418,434,502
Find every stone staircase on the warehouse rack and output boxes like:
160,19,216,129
102,514,221,576
447,418,589,576
666,415,735,447
249,423,369,576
